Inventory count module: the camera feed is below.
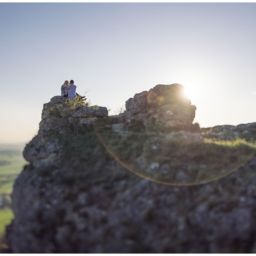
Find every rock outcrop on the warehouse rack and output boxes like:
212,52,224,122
124,84,197,132
6,84,256,253
202,123,256,141
23,96,108,169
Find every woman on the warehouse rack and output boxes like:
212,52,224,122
61,80,69,98
68,80,77,100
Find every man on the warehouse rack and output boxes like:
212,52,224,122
68,80,77,100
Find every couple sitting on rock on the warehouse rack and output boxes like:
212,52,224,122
61,80,86,101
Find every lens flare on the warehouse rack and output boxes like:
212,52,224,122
94,121,256,186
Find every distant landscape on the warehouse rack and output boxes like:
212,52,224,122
0,144,25,247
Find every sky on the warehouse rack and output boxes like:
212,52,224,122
0,3,256,143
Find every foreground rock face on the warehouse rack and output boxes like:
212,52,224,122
7,85,256,252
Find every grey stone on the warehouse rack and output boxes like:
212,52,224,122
6,85,256,253
124,84,197,132
111,123,125,134
73,106,108,118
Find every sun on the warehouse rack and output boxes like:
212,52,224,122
182,86,195,101
180,83,201,103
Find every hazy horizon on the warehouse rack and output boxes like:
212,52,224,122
1,3,256,143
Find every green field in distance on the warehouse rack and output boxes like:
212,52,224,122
0,144,25,247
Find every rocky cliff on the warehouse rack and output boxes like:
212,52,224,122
6,84,256,252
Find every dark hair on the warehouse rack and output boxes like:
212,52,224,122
70,80,74,84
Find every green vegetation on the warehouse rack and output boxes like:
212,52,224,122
204,138,256,149
95,124,256,186
0,208,13,250
0,150,25,194
0,145,25,247
0,208,13,237
66,96,88,109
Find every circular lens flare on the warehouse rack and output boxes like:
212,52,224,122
94,122,256,186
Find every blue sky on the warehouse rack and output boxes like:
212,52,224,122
0,3,256,143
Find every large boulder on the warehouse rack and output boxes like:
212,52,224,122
42,96,108,121
23,96,108,168
125,84,197,132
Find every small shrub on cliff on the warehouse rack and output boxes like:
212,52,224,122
66,96,88,110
